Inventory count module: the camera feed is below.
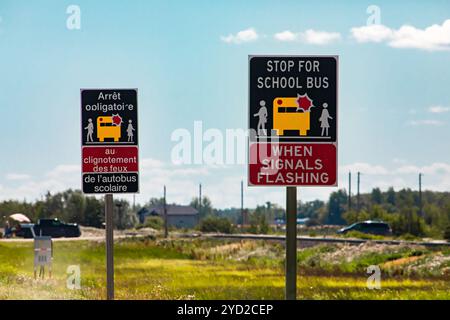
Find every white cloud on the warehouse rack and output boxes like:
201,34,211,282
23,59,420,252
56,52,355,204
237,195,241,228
340,162,389,175
221,28,259,44
428,105,450,113
351,24,393,43
407,119,444,126
396,162,450,175
5,173,30,181
302,29,341,45
46,164,79,179
274,29,341,45
351,19,450,51
274,30,297,41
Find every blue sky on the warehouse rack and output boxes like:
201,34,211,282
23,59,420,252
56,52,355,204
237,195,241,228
1,0,450,208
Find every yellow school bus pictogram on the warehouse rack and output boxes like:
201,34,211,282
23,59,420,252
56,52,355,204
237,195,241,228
97,116,121,142
273,97,311,136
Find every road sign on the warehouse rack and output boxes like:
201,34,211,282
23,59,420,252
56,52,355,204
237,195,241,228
81,89,139,194
248,56,338,186
34,236,52,279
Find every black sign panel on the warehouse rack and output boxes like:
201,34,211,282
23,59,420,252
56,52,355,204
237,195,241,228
249,56,337,143
81,89,138,146
82,173,139,194
81,89,139,194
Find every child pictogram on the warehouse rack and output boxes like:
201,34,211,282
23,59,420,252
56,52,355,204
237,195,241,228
127,120,135,142
84,118,94,142
319,103,332,137
253,100,268,136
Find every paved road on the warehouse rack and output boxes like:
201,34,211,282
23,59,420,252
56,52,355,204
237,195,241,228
1,231,449,247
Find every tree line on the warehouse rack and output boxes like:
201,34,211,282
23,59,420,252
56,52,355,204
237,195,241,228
1,187,449,238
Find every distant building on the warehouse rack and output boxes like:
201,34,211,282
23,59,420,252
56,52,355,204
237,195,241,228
137,205,199,228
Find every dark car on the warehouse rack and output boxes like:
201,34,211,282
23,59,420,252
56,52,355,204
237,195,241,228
34,218,81,238
17,218,81,238
337,220,392,236
14,223,36,238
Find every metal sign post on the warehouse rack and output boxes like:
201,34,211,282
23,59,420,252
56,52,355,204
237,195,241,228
285,187,297,300
105,193,114,300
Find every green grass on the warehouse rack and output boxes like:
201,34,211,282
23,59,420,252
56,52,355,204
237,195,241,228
0,238,448,300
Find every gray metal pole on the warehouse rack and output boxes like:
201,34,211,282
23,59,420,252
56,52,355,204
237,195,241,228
348,171,352,211
199,183,202,217
285,186,297,300
357,172,361,212
164,185,168,238
105,194,114,300
419,173,423,217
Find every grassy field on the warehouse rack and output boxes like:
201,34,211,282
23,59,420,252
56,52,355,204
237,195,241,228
0,237,448,300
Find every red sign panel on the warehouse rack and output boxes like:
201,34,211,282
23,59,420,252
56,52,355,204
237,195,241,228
248,143,336,186
82,146,138,173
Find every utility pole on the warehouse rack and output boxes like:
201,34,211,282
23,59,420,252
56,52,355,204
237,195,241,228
163,185,168,238
357,172,361,212
241,180,244,227
133,194,136,212
199,183,202,217
419,173,423,217
348,171,352,211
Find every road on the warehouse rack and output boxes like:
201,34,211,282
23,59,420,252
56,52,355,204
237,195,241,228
1,230,449,248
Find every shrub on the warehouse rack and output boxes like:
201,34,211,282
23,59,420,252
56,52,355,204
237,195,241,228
398,233,420,241
199,216,233,234
444,225,450,242
138,216,164,230
343,231,384,240
259,215,269,234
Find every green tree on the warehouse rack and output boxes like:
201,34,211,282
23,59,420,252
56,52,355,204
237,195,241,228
327,190,347,225
84,196,104,228
444,224,450,241
371,188,383,205
190,196,214,219
386,187,396,206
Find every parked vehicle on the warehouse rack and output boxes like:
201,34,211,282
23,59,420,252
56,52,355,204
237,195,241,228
16,218,81,238
337,220,392,236
14,223,36,238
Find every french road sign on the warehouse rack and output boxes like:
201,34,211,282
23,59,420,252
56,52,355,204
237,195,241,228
248,56,338,186
81,89,139,194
